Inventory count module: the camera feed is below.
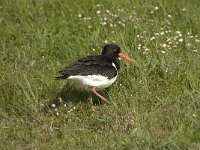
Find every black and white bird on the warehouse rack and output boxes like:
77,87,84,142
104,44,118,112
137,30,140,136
56,44,135,108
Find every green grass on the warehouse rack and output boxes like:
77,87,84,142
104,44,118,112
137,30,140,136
0,0,200,149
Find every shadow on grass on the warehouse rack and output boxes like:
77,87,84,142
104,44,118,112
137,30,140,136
45,83,110,111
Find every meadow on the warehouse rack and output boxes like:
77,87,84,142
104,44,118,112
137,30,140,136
0,0,200,149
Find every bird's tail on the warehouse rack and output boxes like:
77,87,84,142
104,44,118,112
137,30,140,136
55,70,70,80
55,75,68,80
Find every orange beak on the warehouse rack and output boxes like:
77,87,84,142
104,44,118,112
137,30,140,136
118,53,135,62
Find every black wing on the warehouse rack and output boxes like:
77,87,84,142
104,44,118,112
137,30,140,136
55,56,118,80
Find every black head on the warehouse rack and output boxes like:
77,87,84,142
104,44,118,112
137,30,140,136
101,44,135,62
101,44,121,58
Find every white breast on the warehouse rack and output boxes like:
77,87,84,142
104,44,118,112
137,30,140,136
68,74,117,90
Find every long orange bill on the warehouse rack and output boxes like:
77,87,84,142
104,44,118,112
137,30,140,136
118,53,135,62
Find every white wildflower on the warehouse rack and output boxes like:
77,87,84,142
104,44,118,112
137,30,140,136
150,37,155,41
182,8,187,12
155,6,159,10
51,104,56,108
162,44,167,48
101,22,107,25
192,114,197,117
160,31,165,35
178,38,183,42
106,10,110,13
96,10,101,14
193,49,198,52
167,14,172,18
175,31,181,34
190,36,194,39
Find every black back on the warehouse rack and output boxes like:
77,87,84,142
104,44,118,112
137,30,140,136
56,44,121,80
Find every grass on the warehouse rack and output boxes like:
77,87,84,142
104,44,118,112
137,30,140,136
0,0,200,149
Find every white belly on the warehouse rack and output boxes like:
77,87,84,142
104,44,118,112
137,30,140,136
68,74,117,90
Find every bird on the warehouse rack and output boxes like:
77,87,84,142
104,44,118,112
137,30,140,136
56,44,135,110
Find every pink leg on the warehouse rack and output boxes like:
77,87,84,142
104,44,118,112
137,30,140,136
88,92,97,111
91,87,110,104
88,92,93,105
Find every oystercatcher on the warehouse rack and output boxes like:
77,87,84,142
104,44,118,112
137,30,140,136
56,44,134,109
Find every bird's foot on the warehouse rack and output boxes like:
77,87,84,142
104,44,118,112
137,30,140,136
91,87,110,104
